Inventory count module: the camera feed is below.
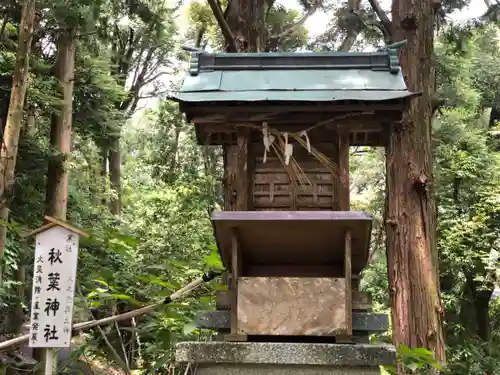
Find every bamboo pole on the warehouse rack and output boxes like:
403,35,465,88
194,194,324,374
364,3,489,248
0,303,162,352
0,270,222,352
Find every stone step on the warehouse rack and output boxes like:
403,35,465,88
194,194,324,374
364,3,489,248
196,311,388,333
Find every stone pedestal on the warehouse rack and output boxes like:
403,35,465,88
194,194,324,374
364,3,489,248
176,342,395,375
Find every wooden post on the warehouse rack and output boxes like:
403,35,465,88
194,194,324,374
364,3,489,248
226,228,247,341
338,128,350,211
230,229,239,335
44,349,54,375
222,126,250,341
337,128,351,343
224,127,251,211
336,229,353,343
344,230,352,336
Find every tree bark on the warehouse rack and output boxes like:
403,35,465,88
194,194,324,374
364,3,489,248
0,0,36,278
224,0,266,52
45,30,76,220
385,0,445,366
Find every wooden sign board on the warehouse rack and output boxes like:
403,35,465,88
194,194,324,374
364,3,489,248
28,224,80,348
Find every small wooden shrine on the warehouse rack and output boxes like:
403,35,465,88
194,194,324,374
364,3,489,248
169,46,416,343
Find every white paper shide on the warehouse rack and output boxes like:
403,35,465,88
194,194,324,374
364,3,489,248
28,226,79,348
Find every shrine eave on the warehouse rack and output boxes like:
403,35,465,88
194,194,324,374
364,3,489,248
169,89,417,104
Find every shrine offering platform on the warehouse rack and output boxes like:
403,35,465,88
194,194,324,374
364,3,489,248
208,210,374,338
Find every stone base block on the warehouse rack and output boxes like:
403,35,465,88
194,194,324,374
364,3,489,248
196,310,388,333
176,342,395,374
189,364,381,375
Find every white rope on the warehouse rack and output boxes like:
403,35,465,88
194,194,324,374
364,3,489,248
261,122,275,163
299,130,311,154
283,132,293,165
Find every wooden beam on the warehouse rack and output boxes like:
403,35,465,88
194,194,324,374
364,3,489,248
189,109,401,126
185,103,408,114
199,133,386,147
216,287,372,310
194,120,385,131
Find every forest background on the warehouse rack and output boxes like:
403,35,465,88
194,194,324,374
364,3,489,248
0,0,500,374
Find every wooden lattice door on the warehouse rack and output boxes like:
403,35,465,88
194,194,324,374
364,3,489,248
251,142,341,211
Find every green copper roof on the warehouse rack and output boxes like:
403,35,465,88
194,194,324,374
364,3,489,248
169,50,417,104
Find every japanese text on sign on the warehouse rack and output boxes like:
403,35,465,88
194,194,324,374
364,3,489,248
29,226,79,348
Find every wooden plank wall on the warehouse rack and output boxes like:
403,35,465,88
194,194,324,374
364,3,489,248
237,277,347,336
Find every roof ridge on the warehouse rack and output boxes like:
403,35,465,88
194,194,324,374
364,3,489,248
188,50,401,77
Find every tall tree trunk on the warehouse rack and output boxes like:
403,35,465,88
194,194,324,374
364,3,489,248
109,137,121,215
468,275,493,342
100,146,108,205
385,0,445,366
0,0,36,279
36,29,76,375
225,0,266,52
166,124,182,183
45,30,76,220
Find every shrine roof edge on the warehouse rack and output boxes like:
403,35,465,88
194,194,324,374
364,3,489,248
187,49,402,77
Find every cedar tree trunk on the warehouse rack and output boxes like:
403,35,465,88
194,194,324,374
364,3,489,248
385,0,446,366
45,29,76,220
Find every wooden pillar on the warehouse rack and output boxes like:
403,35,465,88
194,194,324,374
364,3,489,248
338,128,350,211
337,128,352,343
226,228,247,341
221,126,251,340
344,230,352,336
223,126,251,211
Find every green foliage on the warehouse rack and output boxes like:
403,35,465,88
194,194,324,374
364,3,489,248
265,5,308,52
2,0,500,372
436,23,500,109
382,345,443,374
433,27,500,360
